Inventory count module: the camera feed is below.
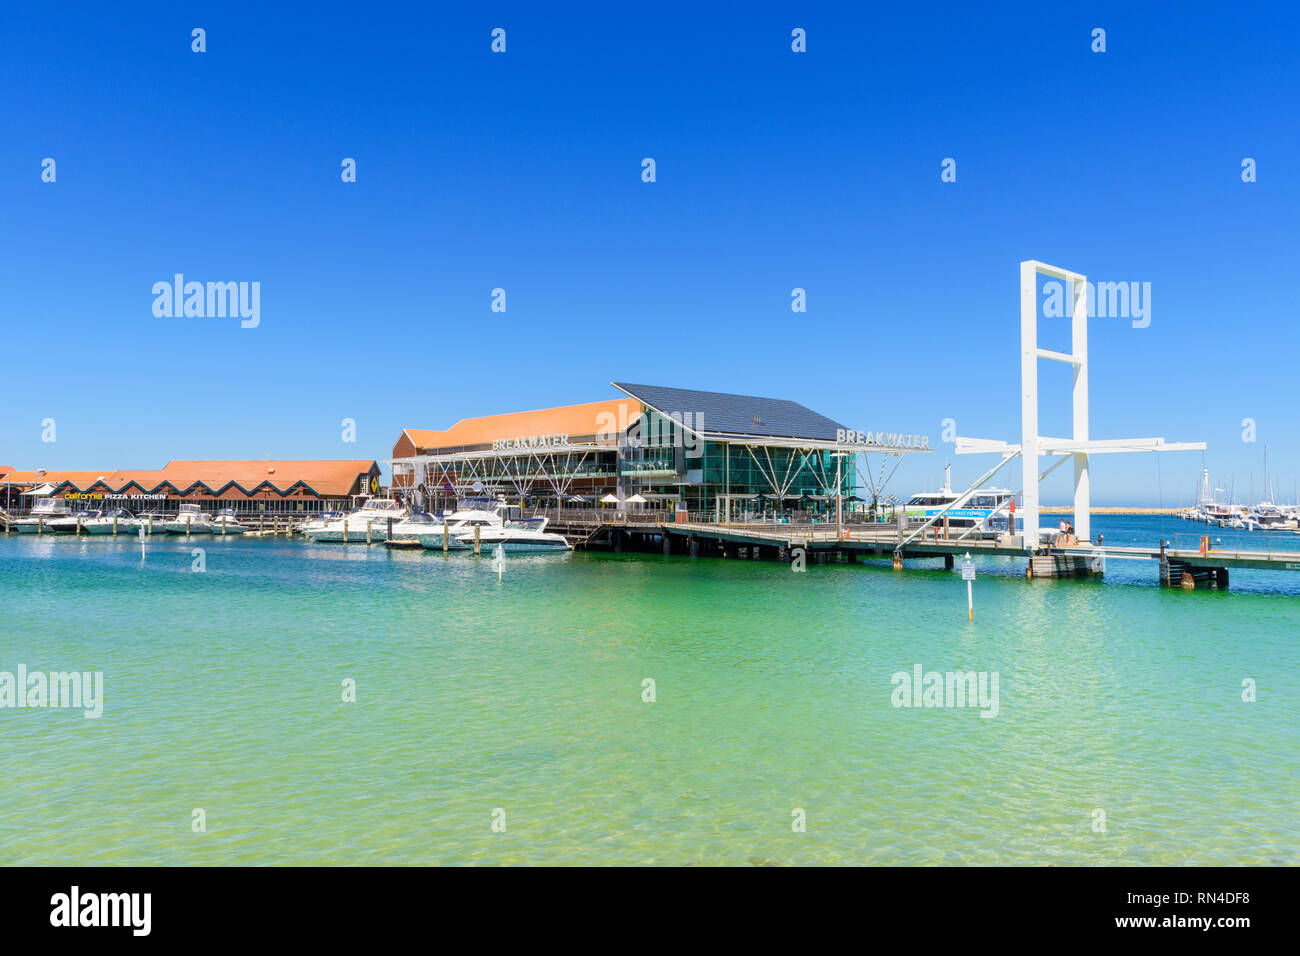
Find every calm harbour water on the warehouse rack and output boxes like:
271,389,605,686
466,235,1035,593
1,516,1296,865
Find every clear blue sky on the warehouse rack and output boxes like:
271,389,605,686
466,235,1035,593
3,2,1296,505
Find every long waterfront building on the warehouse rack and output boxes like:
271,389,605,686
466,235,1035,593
0,460,381,514
390,382,929,519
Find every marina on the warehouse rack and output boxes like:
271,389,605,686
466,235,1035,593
7,262,1296,593
8,492,1300,592
4,0,1296,899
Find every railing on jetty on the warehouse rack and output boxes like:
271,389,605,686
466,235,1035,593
0,510,312,537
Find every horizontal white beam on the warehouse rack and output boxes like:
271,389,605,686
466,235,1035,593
954,437,1021,455
1038,437,1205,454
1035,348,1079,365
959,436,1206,456
1024,259,1086,283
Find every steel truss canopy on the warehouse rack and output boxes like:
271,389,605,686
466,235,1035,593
956,260,1205,544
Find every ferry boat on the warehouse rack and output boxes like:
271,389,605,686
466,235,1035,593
15,497,73,532
904,467,1015,533
461,516,572,552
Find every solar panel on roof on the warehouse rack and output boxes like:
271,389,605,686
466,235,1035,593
611,383,848,441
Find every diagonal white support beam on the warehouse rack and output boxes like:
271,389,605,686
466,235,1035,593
897,452,1020,552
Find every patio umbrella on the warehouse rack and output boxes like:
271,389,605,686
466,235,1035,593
599,493,620,503
625,494,647,504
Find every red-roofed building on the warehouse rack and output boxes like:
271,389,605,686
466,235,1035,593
1,460,381,515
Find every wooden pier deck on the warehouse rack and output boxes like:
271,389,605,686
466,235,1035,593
542,512,1300,590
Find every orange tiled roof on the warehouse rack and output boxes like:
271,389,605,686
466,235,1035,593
1,470,117,487
403,429,444,448
0,461,377,497
417,399,639,452
159,460,376,496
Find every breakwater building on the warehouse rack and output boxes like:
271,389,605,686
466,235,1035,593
390,382,927,519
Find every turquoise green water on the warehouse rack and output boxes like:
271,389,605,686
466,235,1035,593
1,518,1296,865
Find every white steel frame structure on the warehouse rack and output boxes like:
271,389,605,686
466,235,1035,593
956,260,1205,544
391,440,620,511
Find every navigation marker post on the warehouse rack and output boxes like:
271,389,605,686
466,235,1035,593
961,552,975,620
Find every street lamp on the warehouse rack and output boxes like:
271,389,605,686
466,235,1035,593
832,450,852,541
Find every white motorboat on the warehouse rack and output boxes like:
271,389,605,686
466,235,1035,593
459,516,572,552
301,509,345,536
126,512,169,535
211,508,249,534
384,512,440,543
46,508,104,533
306,497,407,542
412,498,507,550
163,503,214,534
14,497,73,533
81,508,137,534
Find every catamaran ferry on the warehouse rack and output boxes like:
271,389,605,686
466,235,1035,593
904,467,1016,533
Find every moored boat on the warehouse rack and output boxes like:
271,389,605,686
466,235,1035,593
459,516,572,552
81,508,137,534
163,503,214,534
413,498,507,550
306,497,407,542
14,497,73,533
46,509,104,534
211,508,249,534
